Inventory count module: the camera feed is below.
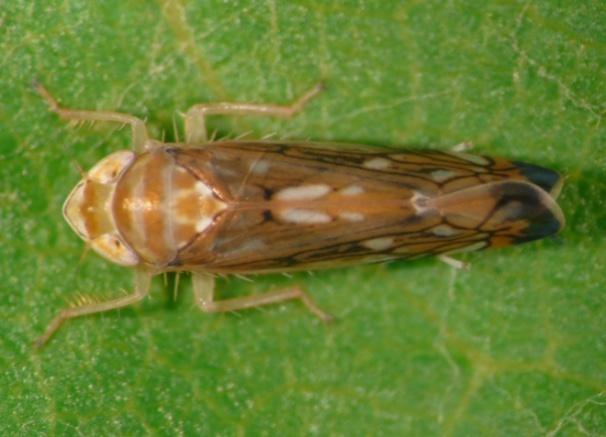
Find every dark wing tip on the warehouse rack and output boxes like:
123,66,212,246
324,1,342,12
492,181,565,243
512,161,563,197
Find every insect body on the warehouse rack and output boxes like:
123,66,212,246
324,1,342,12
35,83,564,347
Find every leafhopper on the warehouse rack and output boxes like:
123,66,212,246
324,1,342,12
35,83,564,347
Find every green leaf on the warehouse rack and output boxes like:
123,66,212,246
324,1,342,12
1,1,605,435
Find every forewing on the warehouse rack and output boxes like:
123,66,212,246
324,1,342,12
168,142,563,273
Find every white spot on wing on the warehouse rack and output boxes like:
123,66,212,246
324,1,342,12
430,170,455,182
339,185,364,196
235,238,265,253
432,224,459,237
281,209,332,224
195,217,212,232
450,241,487,253
195,181,213,197
362,237,395,251
452,152,489,165
275,184,331,201
363,157,391,170
250,160,270,175
411,191,431,213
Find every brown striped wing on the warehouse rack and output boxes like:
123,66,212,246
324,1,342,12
168,141,564,273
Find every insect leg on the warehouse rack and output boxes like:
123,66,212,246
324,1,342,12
184,82,324,144
34,269,152,348
34,83,149,152
192,272,333,322
438,255,470,270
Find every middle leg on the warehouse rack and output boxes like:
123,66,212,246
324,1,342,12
184,83,324,144
192,272,333,322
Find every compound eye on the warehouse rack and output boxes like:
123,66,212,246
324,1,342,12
88,151,135,184
90,233,139,266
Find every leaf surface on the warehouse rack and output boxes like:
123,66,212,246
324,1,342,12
1,1,605,435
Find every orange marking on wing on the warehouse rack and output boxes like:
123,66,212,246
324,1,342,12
175,192,200,218
490,236,513,248
174,223,197,247
173,167,194,190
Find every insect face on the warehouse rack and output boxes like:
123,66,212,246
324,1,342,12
63,150,139,266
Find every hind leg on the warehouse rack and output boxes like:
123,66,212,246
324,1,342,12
192,272,333,321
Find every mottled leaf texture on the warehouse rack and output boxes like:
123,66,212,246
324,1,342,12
0,1,604,436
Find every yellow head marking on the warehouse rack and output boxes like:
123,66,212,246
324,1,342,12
63,150,139,266
90,233,139,266
88,151,135,184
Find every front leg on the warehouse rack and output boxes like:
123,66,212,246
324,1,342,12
35,268,153,348
192,272,333,322
35,83,150,152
